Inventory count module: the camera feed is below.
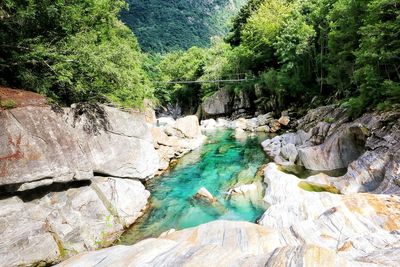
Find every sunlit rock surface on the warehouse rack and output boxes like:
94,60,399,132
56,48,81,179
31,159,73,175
57,220,370,267
258,163,400,265
262,107,400,193
0,177,149,267
0,106,92,190
153,115,206,172
64,105,159,179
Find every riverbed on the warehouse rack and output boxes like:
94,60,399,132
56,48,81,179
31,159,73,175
119,130,269,244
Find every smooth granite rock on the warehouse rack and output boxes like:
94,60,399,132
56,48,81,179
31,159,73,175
56,220,370,267
0,177,149,267
174,115,202,139
258,163,400,264
194,187,216,203
152,115,206,172
65,105,159,179
202,88,234,117
0,106,92,189
297,124,367,170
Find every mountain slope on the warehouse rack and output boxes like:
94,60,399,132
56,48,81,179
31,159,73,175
121,0,247,53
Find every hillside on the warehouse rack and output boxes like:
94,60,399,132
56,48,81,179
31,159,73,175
121,0,247,52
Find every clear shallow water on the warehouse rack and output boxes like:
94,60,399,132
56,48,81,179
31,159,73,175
119,130,268,245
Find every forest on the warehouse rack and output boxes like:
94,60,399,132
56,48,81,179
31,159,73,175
120,0,246,52
0,0,399,116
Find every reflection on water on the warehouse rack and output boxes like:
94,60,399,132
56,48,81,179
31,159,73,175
118,130,268,245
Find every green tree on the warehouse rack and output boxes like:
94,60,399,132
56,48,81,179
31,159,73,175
157,47,207,113
326,0,368,99
0,0,151,107
351,0,400,114
226,0,264,46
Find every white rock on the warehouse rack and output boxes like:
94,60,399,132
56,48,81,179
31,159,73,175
174,115,202,138
194,187,215,203
256,125,270,132
157,117,175,127
259,163,400,262
56,221,368,267
0,177,150,267
234,128,248,141
216,118,229,128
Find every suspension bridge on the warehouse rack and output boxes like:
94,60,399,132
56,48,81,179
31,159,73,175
154,73,256,84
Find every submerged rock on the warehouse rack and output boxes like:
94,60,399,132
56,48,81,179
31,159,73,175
228,181,266,210
194,187,216,203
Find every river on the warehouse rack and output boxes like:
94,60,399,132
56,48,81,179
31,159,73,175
119,129,269,244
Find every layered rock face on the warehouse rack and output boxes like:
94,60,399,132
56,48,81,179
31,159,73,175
258,163,400,266
256,106,400,265
201,88,252,118
64,105,159,179
57,220,368,267
262,105,400,194
0,88,205,266
1,97,160,192
0,177,150,267
0,106,93,190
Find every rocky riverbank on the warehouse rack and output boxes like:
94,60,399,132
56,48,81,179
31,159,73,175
0,87,205,266
2,87,399,266
56,104,399,266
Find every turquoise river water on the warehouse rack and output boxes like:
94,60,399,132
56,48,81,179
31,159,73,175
119,129,269,244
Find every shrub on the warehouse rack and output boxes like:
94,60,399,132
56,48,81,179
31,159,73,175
0,99,16,109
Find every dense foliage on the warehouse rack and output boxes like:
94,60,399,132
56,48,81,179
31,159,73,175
1,0,398,115
0,0,151,107
121,0,246,53
154,0,399,116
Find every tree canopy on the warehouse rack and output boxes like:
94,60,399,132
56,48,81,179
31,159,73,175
121,0,247,53
0,0,398,115
0,0,151,107
153,0,399,116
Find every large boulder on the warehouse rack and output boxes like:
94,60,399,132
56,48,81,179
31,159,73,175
0,106,92,191
0,177,149,267
174,115,202,138
65,105,159,179
297,124,367,170
202,88,234,117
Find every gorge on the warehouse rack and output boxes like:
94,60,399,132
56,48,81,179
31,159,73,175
1,87,399,266
1,0,399,266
